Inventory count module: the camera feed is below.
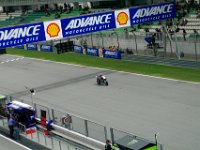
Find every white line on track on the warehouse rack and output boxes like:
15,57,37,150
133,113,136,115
0,57,24,64
0,134,32,150
12,55,200,85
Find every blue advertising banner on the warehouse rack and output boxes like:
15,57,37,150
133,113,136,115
61,11,116,37
74,45,82,54
26,43,38,50
40,44,53,52
129,2,176,25
13,45,24,49
86,47,99,56
0,2,176,49
103,49,121,59
0,22,46,49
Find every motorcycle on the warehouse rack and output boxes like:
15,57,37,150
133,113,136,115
96,75,108,86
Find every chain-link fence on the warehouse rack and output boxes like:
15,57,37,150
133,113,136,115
71,27,200,62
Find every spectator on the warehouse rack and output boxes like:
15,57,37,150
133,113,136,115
190,0,195,7
193,29,198,40
112,46,117,51
54,4,58,11
8,116,15,138
152,33,157,56
155,28,161,40
45,8,50,16
124,28,128,39
175,27,180,33
152,34,156,46
194,29,198,34
168,28,174,38
145,28,149,32
180,18,188,26
197,12,200,18
182,9,187,17
105,139,112,150
9,15,12,20
126,48,133,54
19,16,25,22
55,13,61,19
14,119,19,140
183,18,188,26
145,28,151,37
183,29,187,41
60,5,63,14
166,19,172,28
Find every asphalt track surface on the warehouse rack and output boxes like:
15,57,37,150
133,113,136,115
0,134,31,150
0,54,200,150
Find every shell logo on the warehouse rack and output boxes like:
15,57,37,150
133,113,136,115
46,23,60,37
99,48,103,57
117,12,128,25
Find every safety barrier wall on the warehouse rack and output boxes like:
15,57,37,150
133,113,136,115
13,43,54,52
74,45,121,59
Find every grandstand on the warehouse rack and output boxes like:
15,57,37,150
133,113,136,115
0,10,85,28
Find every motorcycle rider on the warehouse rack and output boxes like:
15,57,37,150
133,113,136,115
97,74,105,81
96,74,108,86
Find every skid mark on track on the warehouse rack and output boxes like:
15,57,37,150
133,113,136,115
10,70,113,98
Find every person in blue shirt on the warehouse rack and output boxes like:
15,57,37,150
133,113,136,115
14,119,19,140
8,116,15,138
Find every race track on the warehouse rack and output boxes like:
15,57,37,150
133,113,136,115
0,54,200,150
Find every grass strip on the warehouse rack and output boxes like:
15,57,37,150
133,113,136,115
6,48,200,82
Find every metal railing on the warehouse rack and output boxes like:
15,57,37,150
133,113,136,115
3,97,161,150
26,98,160,149
52,108,107,143
0,116,91,150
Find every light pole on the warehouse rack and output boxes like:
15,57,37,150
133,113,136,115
155,132,159,149
25,86,35,106
194,30,198,61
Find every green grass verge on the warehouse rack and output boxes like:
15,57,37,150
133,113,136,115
6,48,200,82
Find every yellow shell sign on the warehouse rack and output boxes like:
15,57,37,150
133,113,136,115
46,23,60,37
98,48,103,57
117,12,128,25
